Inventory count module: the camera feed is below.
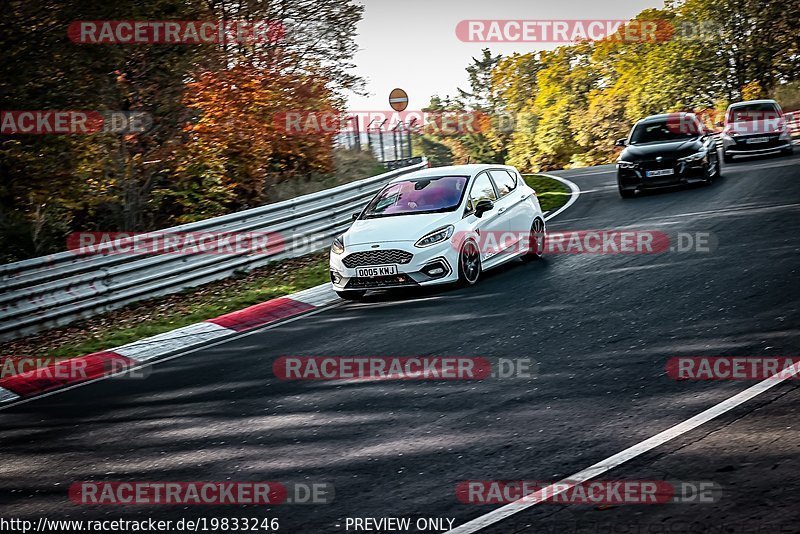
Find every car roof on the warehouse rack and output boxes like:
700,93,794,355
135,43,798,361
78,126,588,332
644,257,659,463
727,99,779,109
388,164,515,183
638,113,695,123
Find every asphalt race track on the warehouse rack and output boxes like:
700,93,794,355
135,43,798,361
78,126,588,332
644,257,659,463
1,152,799,533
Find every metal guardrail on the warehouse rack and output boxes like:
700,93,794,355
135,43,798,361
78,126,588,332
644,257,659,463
0,159,428,341
384,156,425,170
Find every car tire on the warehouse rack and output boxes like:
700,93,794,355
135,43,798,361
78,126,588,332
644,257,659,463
523,218,546,261
336,290,366,300
457,240,481,286
722,151,733,164
619,186,636,198
782,145,794,157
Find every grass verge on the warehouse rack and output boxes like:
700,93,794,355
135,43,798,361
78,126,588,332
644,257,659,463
1,175,571,361
523,174,572,213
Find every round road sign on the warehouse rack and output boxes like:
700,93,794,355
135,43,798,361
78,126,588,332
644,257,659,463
389,88,409,112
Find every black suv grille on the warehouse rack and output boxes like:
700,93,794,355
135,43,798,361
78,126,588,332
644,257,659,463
640,157,677,170
342,249,413,268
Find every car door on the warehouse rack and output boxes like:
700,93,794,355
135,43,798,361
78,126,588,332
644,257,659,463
464,172,504,261
488,169,532,253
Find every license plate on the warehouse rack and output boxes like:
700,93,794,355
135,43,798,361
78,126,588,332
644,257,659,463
646,169,674,177
355,265,398,277
746,137,769,144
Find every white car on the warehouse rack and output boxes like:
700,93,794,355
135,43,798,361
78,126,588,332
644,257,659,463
329,164,547,299
719,99,794,162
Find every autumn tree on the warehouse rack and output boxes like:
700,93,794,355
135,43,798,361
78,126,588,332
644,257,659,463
0,0,365,260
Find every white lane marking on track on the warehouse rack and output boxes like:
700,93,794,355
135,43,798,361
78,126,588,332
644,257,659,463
528,173,581,222
446,362,800,534
574,186,618,194
0,387,20,403
557,169,616,177
724,157,798,172
637,201,800,222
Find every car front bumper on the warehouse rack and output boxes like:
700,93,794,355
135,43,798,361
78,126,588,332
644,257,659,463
721,134,791,157
329,240,460,292
617,160,709,192
723,142,792,157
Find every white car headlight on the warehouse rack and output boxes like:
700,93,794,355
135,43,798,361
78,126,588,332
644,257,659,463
780,129,791,141
415,225,454,248
331,235,345,255
678,150,707,163
617,160,638,169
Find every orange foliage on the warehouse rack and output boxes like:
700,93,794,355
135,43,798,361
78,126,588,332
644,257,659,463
182,63,341,205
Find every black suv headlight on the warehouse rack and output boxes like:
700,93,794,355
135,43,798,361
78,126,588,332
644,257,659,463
617,160,638,169
678,150,707,163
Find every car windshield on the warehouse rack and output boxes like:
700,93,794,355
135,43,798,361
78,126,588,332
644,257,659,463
728,103,780,123
629,119,699,144
362,175,468,218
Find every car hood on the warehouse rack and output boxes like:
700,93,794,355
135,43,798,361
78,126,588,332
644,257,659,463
621,138,704,160
345,212,456,245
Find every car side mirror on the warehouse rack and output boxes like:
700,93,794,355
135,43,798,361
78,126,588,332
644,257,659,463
474,199,494,218
352,212,360,221
615,138,627,147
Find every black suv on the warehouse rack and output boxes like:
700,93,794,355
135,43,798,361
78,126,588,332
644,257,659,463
615,113,720,198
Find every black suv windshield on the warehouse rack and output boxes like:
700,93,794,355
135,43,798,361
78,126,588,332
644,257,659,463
363,175,468,218
629,120,699,144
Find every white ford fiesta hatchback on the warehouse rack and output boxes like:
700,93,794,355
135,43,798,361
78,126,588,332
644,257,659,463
329,164,547,299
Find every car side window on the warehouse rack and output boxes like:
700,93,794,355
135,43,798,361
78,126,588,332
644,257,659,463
466,172,497,212
489,170,517,198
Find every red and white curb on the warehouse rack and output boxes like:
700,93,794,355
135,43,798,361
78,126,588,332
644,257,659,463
0,283,340,403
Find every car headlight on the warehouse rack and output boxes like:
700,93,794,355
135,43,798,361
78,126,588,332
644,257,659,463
415,225,454,248
678,149,707,163
617,160,638,169
780,129,791,141
331,235,345,255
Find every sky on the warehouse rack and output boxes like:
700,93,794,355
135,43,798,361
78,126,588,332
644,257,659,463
347,0,665,111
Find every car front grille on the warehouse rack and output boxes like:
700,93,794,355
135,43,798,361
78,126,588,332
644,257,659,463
632,157,684,186
342,249,413,268
639,157,677,171
732,133,783,150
